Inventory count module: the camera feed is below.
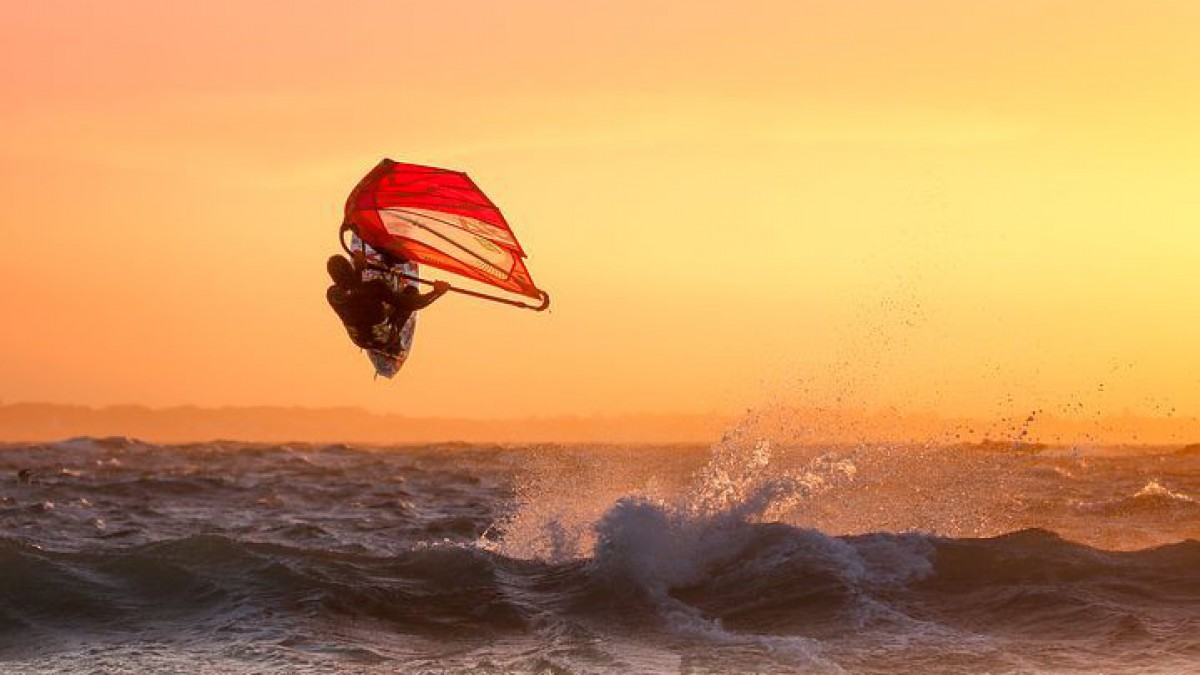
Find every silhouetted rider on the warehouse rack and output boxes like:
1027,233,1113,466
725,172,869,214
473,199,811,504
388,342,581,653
326,254,449,351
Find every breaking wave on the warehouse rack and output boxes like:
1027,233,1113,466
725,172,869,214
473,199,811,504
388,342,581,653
2,436,1199,672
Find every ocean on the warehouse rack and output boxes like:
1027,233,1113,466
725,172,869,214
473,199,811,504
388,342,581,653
1,432,1198,673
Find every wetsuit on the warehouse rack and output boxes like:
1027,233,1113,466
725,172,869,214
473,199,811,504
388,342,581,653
327,278,443,351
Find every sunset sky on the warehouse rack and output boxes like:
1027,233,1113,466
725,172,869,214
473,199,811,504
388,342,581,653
1,1,1198,421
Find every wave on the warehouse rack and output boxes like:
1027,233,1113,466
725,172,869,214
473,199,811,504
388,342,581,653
0,535,537,642
3,436,1199,671
1072,479,1199,517
1,524,1196,645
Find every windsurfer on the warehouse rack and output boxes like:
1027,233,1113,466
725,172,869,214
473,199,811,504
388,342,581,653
326,254,449,352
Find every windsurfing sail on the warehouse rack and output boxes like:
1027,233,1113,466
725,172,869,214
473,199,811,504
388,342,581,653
343,159,549,310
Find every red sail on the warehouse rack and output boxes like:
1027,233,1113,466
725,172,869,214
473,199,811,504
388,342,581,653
344,160,542,299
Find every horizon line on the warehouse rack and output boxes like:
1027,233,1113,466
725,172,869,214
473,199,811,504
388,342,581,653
1,401,1198,446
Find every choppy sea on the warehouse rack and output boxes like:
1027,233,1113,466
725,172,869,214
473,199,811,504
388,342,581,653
1,430,1198,673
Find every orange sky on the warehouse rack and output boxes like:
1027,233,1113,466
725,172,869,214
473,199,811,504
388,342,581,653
1,1,1198,421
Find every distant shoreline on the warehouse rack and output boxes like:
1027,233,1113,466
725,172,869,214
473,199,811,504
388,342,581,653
1,402,1198,446
0,403,732,445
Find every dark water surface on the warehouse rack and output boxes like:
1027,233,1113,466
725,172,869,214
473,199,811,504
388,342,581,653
1,436,1198,673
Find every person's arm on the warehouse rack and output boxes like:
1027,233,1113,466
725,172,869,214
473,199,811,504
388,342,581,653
395,281,450,311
